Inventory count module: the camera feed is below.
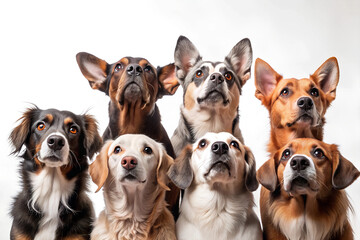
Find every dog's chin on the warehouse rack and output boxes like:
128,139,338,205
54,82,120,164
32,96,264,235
285,176,318,196
38,155,67,168
197,91,229,107
119,83,144,105
204,162,232,182
120,174,146,185
286,114,314,128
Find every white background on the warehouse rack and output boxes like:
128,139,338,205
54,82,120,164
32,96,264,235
1,0,359,239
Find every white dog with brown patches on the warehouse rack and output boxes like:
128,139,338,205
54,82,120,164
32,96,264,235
89,134,176,240
168,132,262,240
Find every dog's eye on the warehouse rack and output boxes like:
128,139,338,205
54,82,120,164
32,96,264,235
313,148,325,159
195,70,204,78
230,141,240,150
310,88,319,97
198,139,207,149
280,88,290,96
281,149,291,160
144,65,152,73
114,146,122,154
143,146,153,155
69,126,78,134
36,122,46,131
114,64,122,72
224,72,233,81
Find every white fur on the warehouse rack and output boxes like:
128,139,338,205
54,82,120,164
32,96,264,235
38,132,70,167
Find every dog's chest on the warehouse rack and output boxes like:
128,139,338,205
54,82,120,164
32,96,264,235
30,167,76,240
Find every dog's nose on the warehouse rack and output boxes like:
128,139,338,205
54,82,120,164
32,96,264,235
211,141,229,155
290,156,310,172
210,73,224,84
121,156,138,170
297,97,313,111
127,64,143,76
47,135,65,151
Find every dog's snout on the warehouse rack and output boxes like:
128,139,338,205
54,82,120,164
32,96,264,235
211,141,229,155
210,73,224,84
297,97,313,111
127,64,143,76
47,135,65,151
121,156,138,170
290,156,310,172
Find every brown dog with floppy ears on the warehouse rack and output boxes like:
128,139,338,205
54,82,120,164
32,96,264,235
254,57,339,153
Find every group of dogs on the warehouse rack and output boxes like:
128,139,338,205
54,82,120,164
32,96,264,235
9,36,359,240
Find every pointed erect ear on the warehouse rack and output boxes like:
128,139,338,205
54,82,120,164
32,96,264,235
83,114,102,159
225,38,253,86
156,144,175,191
76,52,110,92
330,145,360,190
257,154,278,192
167,145,194,189
254,58,283,103
311,57,339,102
174,36,202,81
243,145,259,192
157,63,179,98
89,140,113,193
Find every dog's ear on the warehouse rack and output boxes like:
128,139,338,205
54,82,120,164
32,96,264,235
254,58,283,106
83,114,102,159
225,38,253,86
76,52,109,93
167,144,193,189
157,63,179,98
174,36,202,82
89,140,113,193
330,145,360,190
311,57,339,102
243,145,259,192
257,153,278,192
9,107,39,154
156,144,175,191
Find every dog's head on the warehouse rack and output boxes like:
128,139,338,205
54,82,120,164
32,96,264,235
168,132,258,191
89,134,174,192
254,57,339,129
10,107,102,169
164,36,252,113
257,138,359,196
76,53,177,112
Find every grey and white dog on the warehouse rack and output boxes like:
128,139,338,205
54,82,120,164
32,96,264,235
168,36,253,156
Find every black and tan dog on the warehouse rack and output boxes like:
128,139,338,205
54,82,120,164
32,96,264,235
9,107,102,240
165,36,253,156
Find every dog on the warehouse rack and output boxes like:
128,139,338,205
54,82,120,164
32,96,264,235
257,138,359,240
9,107,102,240
76,52,179,214
165,36,253,156
168,132,262,240
89,134,176,240
254,57,339,153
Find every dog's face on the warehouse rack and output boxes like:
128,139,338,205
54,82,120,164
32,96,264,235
90,134,173,192
254,58,339,129
168,132,258,191
76,53,177,111
257,138,360,196
10,107,102,169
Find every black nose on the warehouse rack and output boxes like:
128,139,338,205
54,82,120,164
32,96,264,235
47,135,65,151
297,97,313,111
211,141,229,155
210,73,224,85
290,156,310,172
127,64,143,76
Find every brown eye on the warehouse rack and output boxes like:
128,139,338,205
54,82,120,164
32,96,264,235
310,88,319,97
313,148,324,159
143,146,153,155
37,122,45,131
281,88,289,96
114,146,122,154
196,70,204,78
69,126,78,134
281,149,291,161
230,141,240,150
198,139,207,149
114,64,122,72
144,65,152,72
225,72,232,81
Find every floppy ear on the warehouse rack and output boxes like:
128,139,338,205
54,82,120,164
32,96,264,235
167,144,193,189
254,58,283,106
225,38,253,86
257,154,278,192
76,52,110,92
331,145,360,190
156,145,175,191
311,57,339,102
174,36,202,82
157,63,179,98
9,107,39,154
243,145,259,192
89,140,113,193
83,114,102,159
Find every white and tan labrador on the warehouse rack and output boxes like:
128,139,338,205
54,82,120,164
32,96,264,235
89,134,176,240
168,132,262,240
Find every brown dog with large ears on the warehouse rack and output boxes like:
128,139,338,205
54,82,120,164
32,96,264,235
89,134,176,240
257,138,359,240
254,57,339,153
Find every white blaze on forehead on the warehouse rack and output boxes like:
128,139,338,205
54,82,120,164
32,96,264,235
214,63,227,73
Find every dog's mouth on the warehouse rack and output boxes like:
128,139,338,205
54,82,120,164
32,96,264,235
197,90,229,106
119,82,146,105
205,161,231,177
286,176,319,196
121,173,146,184
287,114,313,127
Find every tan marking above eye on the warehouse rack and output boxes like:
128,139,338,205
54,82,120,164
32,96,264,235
45,114,53,124
139,59,149,67
64,117,74,126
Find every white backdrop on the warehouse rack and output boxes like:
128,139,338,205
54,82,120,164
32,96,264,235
1,0,359,239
